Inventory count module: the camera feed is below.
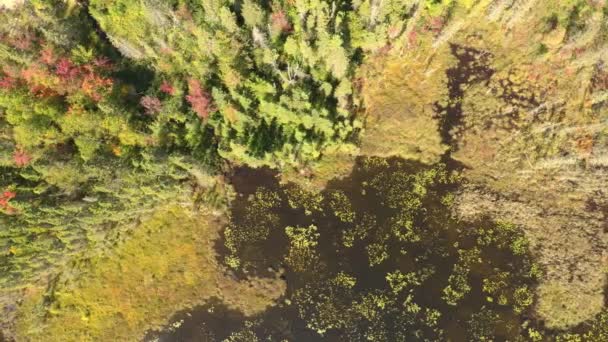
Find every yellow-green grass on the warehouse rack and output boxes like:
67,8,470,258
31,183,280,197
14,205,285,342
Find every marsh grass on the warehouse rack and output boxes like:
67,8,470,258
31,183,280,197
14,205,284,342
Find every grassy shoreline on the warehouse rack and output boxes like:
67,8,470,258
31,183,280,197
13,205,285,342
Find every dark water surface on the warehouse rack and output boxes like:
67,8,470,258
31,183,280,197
145,158,539,342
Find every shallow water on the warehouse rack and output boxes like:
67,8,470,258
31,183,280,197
145,156,541,341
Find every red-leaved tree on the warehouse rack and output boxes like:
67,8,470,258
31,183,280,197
0,190,16,214
160,80,175,95
271,10,291,33
186,79,214,119
13,149,32,167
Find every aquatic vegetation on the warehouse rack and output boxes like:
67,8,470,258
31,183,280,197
219,158,540,340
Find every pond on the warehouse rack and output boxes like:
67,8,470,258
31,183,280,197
145,156,540,341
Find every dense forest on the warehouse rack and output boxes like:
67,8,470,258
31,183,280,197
1,0,608,341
